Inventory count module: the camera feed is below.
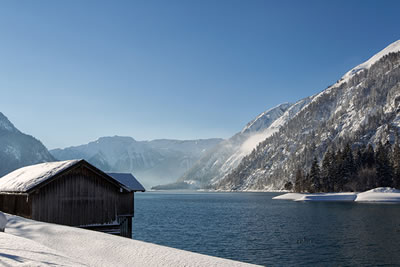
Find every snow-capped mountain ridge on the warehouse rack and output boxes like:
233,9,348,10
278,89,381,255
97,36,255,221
343,40,400,81
0,112,18,133
154,101,310,189
0,112,55,177
50,136,223,189
216,40,400,191
241,103,292,134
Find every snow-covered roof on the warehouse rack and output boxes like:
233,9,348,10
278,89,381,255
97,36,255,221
107,173,145,192
0,160,145,193
0,160,80,193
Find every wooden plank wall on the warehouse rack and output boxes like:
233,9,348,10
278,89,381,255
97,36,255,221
31,166,134,226
118,215,133,238
118,193,134,216
0,194,31,218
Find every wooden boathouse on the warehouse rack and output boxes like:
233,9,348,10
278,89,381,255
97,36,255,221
0,159,145,238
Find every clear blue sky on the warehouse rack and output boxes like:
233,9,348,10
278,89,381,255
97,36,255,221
0,0,399,149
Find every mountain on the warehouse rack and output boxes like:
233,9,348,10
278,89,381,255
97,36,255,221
216,40,400,191
154,101,311,190
50,136,223,189
0,112,55,176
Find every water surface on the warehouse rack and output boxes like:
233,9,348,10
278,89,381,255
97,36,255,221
132,191,400,266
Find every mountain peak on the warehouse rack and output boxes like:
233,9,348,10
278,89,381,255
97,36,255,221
0,112,17,132
342,39,400,82
94,136,137,144
241,102,292,134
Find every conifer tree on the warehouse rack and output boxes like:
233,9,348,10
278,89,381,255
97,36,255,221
363,144,375,168
391,140,400,188
294,168,304,192
375,141,393,187
342,143,356,190
320,150,334,192
309,157,321,193
334,149,345,191
354,146,364,171
303,172,312,193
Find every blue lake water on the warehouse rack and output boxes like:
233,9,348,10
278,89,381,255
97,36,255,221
132,191,400,266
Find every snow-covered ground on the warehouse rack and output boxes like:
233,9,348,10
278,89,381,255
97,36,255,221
355,187,400,202
1,213,258,267
0,232,87,266
273,187,400,202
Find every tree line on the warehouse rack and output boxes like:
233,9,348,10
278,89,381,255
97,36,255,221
288,141,400,193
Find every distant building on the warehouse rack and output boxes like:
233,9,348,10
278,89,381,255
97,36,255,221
0,159,145,238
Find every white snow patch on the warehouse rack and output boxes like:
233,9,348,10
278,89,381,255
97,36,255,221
0,232,87,266
272,193,304,200
355,187,400,202
274,187,400,203
341,40,400,84
241,103,291,133
184,180,199,185
3,214,258,267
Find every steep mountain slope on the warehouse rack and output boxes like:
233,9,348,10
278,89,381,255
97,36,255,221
217,40,400,191
154,101,313,189
50,136,222,189
0,112,55,176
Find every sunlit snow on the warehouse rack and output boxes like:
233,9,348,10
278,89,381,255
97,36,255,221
273,187,400,202
1,213,258,267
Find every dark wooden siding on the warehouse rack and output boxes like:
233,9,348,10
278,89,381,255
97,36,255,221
118,216,132,238
0,194,31,218
118,193,134,215
30,165,134,226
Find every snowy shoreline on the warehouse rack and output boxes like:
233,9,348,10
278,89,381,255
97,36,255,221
273,187,400,202
1,214,259,267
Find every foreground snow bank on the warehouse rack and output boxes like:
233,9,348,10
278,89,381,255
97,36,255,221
3,214,258,267
0,232,86,266
273,187,400,203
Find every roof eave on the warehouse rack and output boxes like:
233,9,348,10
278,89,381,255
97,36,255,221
0,191,29,195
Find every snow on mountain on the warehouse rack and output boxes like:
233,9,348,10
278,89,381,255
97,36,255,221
50,136,223,189
241,103,292,134
0,112,55,177
154,102,314,190
216,40,400,191
341,40,400,84
218,99,311,178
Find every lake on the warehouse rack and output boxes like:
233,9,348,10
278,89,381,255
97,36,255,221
132,191,400,266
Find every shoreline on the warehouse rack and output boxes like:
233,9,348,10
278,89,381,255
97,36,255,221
2,213,259,267
273,187,400,202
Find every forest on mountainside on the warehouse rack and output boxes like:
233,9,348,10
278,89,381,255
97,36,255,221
290,140,400,192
